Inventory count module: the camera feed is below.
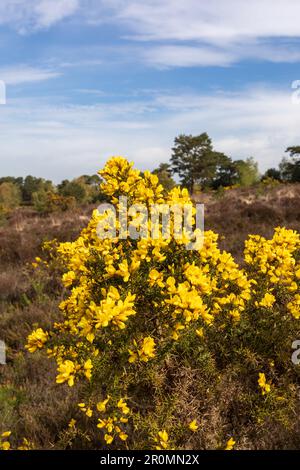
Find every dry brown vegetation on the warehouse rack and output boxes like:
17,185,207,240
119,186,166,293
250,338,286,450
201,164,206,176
0,182,300,449
201,183,300,263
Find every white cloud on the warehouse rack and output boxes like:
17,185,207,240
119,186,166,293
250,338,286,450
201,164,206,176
0,0,79,32
0,65,61,85
99,0,300,42
34,0,79,28
0,86,299,180
0,1,300,66
142,41,300,68
83,0,300,67
144,45,234,68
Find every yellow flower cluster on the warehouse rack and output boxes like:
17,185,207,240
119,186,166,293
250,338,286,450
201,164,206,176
128,336,156,363
0,431,11,451
148,269,164,288
56,358,92,387
255,292,276,308
0,432,33,450
31,256,49,269
25,328,48,353
245,227,300,318
99,157,164,206
96,397,129,445
78,402,93,417
258,372,271,395
153,430,169,450
27,159,300,380
88,287,136,332
25,157,300,450
75,396,130,444
225,437,236,450
188,419,199,432
287,294,300,319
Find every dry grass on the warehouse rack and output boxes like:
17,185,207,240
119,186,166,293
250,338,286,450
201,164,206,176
201,183,300,263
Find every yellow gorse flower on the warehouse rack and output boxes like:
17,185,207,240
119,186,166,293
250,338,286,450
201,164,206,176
148,269,164,288
97,396,111,413
26,328,48,353
0,432,33,451
78,402,93,417
129,336,156,363
117,398,130,415
188,420,198,432
154,430,170,450
225,437,236,450
56,360,76,387
287,294,300,319
96,396,130,445
256,292,276,308
62,270,76,287
258,372,271,395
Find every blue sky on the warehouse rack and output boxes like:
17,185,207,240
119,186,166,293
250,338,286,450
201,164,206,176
0,0,300,181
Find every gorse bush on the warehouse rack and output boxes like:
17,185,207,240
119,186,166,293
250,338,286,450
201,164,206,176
25,157,300,450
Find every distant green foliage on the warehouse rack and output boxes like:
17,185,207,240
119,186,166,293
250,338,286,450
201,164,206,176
0,176,23,189
152,163,176,191
0,182,21,218
32,190,76,214
58,174,106,204
32,189,50,213
279,147,300,182
171,133,234,191
58,180,87,203
22,176,54,203
234,157,260,187
2,139,300,217
170,137,261,190
262,168,281,182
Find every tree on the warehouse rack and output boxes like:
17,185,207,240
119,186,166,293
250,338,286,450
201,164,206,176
0,176,23,189
212,159,239,189
170,133,232,192
58,180,87,203
0,182,21,215
234,157,260,186
77,174,101,187
32,189,51,214
152,163,176,191
58,175,107,204
75,174,106,203
262,168,281,182
279,147,300,182
32,190,75,214
22,176,53,203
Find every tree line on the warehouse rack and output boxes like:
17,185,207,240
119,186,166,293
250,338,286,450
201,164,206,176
163,133,299,193
1,132,299,218
0,174,106,218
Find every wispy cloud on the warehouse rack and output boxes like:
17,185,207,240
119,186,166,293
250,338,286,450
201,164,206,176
1,1,300,67
1,86,299,180
0,65,61,85
143,45,234,68
83,0,300,67
143,40,300,68
100,0,300,42
0,0,79,33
